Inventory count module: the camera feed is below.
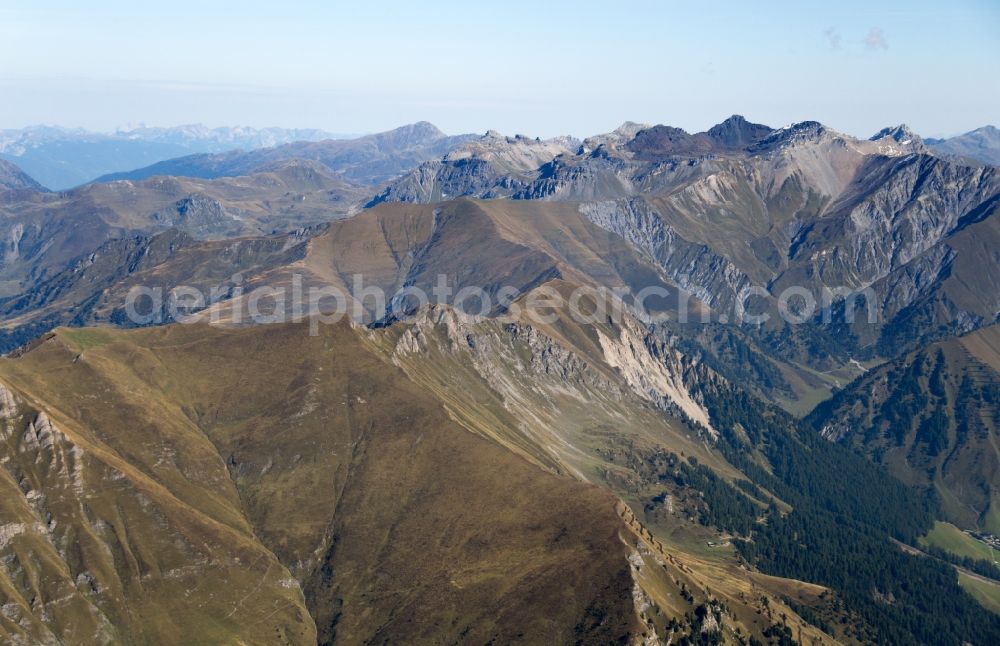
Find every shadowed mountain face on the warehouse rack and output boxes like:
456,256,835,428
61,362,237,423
809,324,1000,531
97,122,477,186
706,115,776,149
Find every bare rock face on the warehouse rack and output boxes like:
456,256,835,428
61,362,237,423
22,411,51,451
367,131,578,205
787,155,1000,291
570,128,1000,359
580,199,753,312
874,244,957,318
581,121,650,152
387,298,716,445
593,317,715,433
152,195,242,236
0,382,18,419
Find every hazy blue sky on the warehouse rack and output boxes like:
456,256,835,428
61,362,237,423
1,1,997,138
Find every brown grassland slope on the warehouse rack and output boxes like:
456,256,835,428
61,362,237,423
0,322,643,644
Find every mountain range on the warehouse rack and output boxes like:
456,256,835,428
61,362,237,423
96,121,478,185
1,115,1000,644
6,119,997,193
0,124,348,190
3,116,998,437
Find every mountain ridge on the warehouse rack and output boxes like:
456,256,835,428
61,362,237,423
809,324,1000,531
927,125,1000,166
0,159,46,192
96,122,477,186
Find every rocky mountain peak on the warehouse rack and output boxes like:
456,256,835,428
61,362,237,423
626,125,713,158
706,114,774,149
442,131,578,171
372,121,449,149
770,120,827,139
581,122,652,153
403,121,446,138
746,120,831,154
613,121,652,136
871,124,920,144
627,116,775,159
869,124,926,156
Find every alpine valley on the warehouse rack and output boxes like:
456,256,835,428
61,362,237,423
1,115,1000,646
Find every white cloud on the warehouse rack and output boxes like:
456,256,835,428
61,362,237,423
865,27,888,51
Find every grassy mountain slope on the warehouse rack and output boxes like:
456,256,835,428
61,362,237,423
3,302,999,642
0,321,649,644
366,292,857,642
0,332,313,645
